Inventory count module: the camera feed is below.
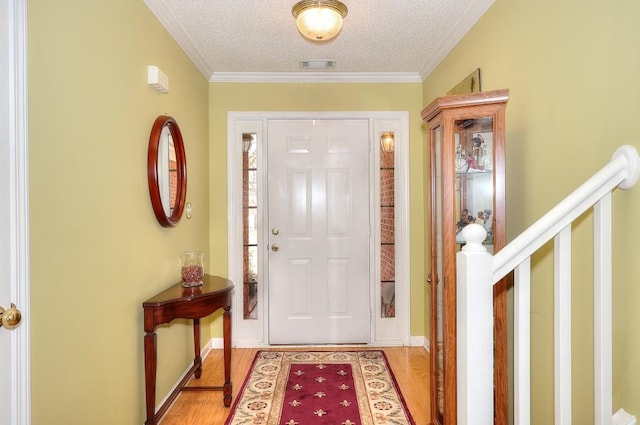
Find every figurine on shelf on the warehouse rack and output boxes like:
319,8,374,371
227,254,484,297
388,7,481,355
466,155,479,170
483,209,493,233
455,142,469,172
472,133,485,151
469,133,485,171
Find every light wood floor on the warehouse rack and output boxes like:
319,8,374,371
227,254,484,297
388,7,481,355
159,346,430,424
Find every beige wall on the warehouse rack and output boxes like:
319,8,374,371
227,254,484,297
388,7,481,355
208,83,427,337
423,0,640,422
28,0,209,423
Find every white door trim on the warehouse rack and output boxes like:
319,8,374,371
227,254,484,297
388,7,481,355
227,111,410,347
0,0,31,424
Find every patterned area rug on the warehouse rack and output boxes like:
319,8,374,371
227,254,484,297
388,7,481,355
225,350,415,425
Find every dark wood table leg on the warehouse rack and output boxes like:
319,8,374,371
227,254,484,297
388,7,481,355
223,305,232,407
193,318,202,378
144,331,157,425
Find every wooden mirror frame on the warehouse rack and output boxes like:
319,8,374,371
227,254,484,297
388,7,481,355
147,115,187,227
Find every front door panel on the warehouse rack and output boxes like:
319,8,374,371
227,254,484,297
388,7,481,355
267,119,370,344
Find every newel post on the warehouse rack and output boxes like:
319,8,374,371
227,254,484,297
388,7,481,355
457,223,495,425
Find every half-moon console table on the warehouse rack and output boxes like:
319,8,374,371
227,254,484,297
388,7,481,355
143,274,234,425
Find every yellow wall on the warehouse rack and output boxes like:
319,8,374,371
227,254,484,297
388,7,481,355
423,0,640,422
208,83,427,337
26,0,640,422
28,0,209,423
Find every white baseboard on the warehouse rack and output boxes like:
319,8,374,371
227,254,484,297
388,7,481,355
410,335,430,352
613,409,636,425
209,337,224,349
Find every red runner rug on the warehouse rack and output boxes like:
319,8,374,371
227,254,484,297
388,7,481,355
225,350,415,425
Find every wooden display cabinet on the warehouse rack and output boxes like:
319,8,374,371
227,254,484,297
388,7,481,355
422,89,509,425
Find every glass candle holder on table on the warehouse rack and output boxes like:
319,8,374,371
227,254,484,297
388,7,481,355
180,251,204,287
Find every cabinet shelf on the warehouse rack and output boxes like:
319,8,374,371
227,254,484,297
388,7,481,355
456,170,493,176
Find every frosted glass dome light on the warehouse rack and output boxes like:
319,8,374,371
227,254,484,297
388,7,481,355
292,0,348,41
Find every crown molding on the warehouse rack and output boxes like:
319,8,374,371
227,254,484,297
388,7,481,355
209,72,422,84
143,0,213,78
419,0,495,79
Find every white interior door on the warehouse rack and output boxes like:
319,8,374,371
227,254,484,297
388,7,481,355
0,2,30,424
0,105,14,423
267,119,371,344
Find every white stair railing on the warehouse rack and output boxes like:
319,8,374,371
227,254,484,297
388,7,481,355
457,145,640,425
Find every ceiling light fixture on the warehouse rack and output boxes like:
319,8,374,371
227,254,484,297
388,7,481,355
292,0,348,41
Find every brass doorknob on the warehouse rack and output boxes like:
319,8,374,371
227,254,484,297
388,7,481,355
271,243,279,252
0,303,22,329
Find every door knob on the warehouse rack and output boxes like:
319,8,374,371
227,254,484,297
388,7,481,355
0,303,22,329
271,243,279,252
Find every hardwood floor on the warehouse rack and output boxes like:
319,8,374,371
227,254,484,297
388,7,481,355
159,346,430,424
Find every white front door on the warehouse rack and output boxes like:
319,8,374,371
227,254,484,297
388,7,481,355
267,119,371,344
0,1,30,424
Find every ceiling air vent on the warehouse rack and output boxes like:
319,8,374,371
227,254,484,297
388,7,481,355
300,60,335,70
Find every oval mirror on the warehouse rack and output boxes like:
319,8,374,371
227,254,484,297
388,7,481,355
147,115,187,227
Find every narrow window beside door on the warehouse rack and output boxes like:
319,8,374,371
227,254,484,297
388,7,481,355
243,133,258,319
380,144,395,318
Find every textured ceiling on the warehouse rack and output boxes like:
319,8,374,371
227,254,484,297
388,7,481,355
144,0,494,83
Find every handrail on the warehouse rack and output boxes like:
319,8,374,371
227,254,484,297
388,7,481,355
492,145,640,282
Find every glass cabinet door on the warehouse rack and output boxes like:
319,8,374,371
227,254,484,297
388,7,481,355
454,118,495,252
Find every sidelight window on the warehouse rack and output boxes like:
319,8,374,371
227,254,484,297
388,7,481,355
380,142,395,318
242,133,258,319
